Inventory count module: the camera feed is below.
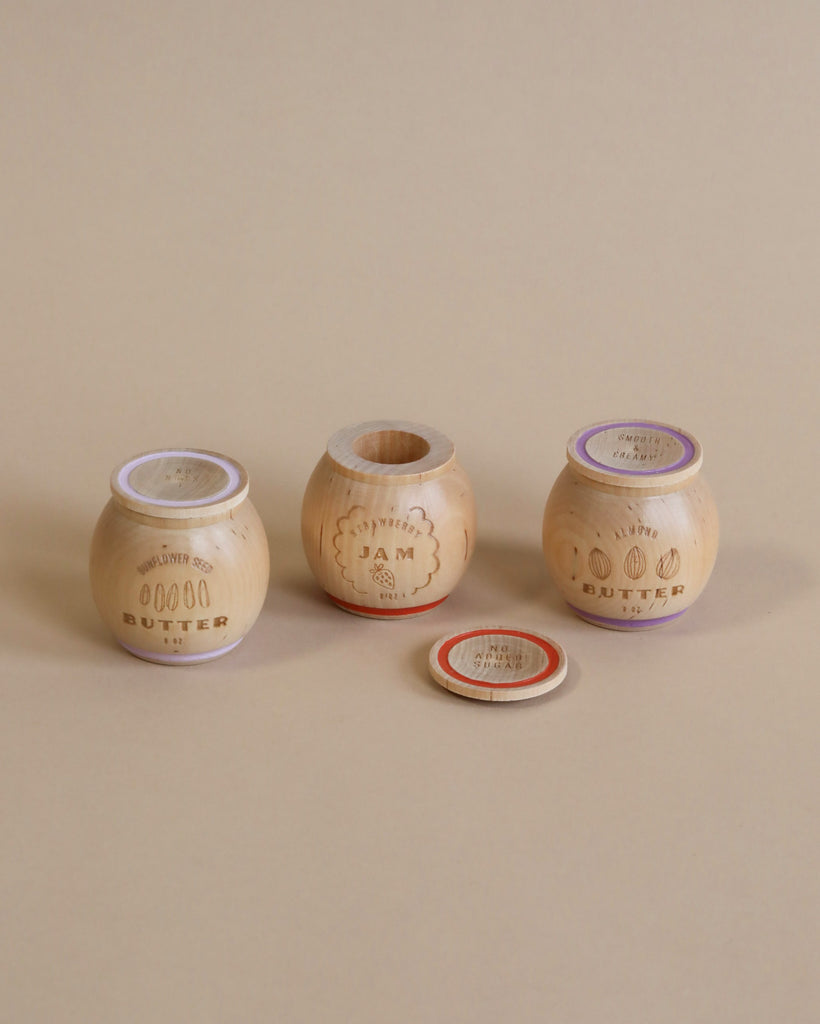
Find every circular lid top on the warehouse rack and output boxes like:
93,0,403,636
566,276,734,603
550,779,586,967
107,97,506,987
567,419,703,488
327,420,456,483
429,627,568,702
110,449,249,519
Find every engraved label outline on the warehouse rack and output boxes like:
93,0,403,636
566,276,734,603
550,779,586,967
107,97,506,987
333,505,370,594
408,505,439,595
332,504,441,597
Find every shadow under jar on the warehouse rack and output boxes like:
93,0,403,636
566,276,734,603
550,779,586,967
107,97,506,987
90,448,270,663
301,421,476,618
542,419,719,630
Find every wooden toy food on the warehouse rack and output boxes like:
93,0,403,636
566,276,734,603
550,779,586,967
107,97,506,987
429,626,568,701
542,420,719,630
90,449,269,663
301,421,476,617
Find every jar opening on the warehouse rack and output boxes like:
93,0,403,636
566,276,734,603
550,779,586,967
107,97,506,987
352,430,431,465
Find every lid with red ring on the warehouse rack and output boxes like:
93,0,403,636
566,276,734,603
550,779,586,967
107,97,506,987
567,419,703,489
429,627,567,702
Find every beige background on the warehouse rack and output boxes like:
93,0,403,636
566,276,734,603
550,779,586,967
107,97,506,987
1,2,818,1021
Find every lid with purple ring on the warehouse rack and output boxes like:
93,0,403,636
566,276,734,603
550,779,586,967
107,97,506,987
111,448,249,519
567,419,703,488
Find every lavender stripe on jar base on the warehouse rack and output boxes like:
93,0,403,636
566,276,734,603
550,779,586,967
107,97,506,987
567,604,688,630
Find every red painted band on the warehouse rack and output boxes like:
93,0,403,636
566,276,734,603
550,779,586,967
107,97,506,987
437,628,560,688
329,594,448,617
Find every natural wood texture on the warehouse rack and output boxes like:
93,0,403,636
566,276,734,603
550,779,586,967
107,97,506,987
429,627,567,702
90,450,269,663
301,421,476,617
543,421,719,630
127,456,234,506
110,448,249,519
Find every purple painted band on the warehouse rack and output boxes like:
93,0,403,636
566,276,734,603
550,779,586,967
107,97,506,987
119,637,244,663
575,421,696,477
568,604,687,628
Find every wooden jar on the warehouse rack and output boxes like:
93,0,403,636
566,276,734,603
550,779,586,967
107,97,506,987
90,449,269,663
543,420,719,630
301,421,476,618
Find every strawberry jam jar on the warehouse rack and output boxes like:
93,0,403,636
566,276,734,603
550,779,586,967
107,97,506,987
301,421,476,618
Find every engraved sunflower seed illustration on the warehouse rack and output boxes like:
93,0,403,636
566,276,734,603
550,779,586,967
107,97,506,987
198,580,210,608
369,563,396,590
184,580,196,609
166,582,179,611
154,583,165,612
624,545,647,579
656,548,681,579
139,583,151,606
588,547,612,579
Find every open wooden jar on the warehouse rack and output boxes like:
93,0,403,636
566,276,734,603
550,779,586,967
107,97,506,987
90,449,269,663
301,421,476,617
542,420,719,630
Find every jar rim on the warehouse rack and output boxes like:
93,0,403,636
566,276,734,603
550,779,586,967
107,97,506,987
567,419,703,488
326,420,456,483
110,448,249,519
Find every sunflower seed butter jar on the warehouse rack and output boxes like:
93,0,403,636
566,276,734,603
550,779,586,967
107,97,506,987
90,449,269,663
542,419,719,630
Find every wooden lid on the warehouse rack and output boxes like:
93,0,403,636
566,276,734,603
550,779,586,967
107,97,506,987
429,627,568,702
326,420,456,484
110,449,249,519
567,419,703,488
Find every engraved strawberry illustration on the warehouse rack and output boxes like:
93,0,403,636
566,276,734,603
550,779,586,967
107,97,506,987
369,563,395,590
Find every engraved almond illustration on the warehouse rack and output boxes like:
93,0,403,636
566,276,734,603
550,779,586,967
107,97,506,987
624,545,647,580
588,547,612,580
369,563,396,590
656,547,681,579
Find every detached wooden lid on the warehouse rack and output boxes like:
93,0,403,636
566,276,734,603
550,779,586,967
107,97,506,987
429,627,568,702
111,449,249,519
567,419,703,488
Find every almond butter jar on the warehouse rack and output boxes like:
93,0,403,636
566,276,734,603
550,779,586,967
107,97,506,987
90,449,270,663
301,420,476,618
542,420,719,630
